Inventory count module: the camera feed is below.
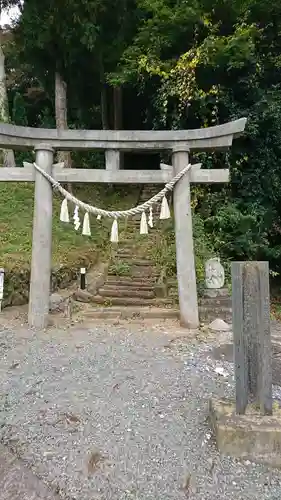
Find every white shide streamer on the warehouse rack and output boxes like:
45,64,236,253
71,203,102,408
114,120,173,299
110,219,119,242
160,195,170,220
60,198,69,222
148,207,153,228
140,211,148,234
82,212,91,236
73,205,80,230
33,162,192,219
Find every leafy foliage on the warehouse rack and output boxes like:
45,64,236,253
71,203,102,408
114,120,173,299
2,0,281,273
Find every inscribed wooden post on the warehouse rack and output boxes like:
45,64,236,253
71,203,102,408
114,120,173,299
232,261,272,415
232,262,249,414
28,144,54,329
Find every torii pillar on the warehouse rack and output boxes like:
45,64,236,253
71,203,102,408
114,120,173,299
172,146,198,328
161,156,233,328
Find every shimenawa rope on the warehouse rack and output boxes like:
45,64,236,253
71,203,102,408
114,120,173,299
33,162,191,219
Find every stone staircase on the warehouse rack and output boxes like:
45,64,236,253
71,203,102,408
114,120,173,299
73,184,232,323
74,185,179,319
91,185,171,307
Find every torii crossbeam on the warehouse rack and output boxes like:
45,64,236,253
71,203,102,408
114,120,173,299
0,118,247,328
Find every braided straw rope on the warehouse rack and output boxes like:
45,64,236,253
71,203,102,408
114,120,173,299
33,162,191,218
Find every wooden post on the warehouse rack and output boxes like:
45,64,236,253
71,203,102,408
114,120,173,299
232,262,272,415
232,262,249,414
28,144,54,329
172,147,199,328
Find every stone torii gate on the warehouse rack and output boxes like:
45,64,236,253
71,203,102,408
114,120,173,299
0,118,246,329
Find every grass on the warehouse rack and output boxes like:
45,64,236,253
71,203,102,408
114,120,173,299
108,261,131,276
0,182,141,271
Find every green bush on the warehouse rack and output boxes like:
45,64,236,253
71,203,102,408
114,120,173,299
204,202,278,262
151,211,218,290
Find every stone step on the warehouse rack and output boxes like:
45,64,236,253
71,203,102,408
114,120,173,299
130,269,158,278
108,267,158,276
118,238,148,244
130,260,155,266
199,305,232,323
107,270,158,279
199,304,232,313
106,276,157,285
123,223,160,231
112,247,141,253
116,247,140,252
199,297,232,307
125,220,160,227
90,296,173,307
98,287,155,299
102,281,154,291
82,306,180,320
114,257,154,264
128,215,161,221
203,288,229,298
140,189,160,193
116,242,157,250
114,254,148,260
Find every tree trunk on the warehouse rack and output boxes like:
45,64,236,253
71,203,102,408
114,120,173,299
113,86,122,130
99,57,109,130
0,44,15,167
101,84,109,130
55,71,72,168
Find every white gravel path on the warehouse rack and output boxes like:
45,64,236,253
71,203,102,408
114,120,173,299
0,322,281,499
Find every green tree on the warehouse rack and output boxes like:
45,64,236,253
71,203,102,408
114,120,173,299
0,39,15,166
15,0,143,129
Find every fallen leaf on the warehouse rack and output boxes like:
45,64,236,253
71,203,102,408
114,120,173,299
87,450,105,474
10,362,20,369
181,472,192,497
64,412,81,424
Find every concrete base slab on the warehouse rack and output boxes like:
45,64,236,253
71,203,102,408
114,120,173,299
209,398,281,468
82,306,180,320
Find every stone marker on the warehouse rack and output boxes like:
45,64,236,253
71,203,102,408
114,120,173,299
205,257,225,289
209,261,279,468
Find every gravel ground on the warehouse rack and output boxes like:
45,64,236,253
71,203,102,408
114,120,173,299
0,321,281,499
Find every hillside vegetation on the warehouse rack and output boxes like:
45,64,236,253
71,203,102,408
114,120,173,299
1,0,281,305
